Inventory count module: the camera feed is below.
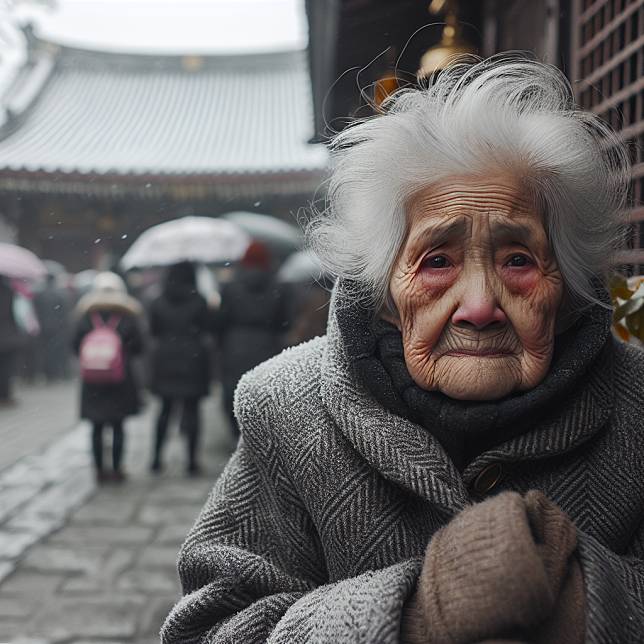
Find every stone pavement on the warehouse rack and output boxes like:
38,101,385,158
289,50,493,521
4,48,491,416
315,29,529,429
0,383,235,644
0,382,78,472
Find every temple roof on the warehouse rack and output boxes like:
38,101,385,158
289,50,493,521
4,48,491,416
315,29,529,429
0,38,328,196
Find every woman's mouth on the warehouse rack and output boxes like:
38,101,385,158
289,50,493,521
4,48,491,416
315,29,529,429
443,349,514,357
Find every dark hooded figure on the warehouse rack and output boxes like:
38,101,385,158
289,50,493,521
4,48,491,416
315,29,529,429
216,241,288,434
35,273,72,381
0,277,22,405
149,261,212,475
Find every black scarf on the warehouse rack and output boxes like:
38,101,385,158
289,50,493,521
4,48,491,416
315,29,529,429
335,288,612,471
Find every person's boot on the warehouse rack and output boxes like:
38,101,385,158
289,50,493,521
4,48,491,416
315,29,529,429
186,461,202,477
111,469,127,483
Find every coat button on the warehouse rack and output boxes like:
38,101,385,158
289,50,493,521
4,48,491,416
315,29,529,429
471,463,504,496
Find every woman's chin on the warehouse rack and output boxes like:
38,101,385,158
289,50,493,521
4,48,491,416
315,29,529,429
432,355,521,401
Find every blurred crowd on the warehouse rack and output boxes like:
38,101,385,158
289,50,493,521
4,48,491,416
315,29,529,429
0,241,331,483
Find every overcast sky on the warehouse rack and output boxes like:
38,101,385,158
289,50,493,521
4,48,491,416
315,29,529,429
9,0,307,54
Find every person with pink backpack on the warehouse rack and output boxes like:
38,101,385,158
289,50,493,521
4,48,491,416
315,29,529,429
73,272,143,483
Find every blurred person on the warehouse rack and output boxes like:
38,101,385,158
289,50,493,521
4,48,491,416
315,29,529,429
10,278,40,383
35,273,72,381
163,59,644,642
285,278,332,347
149,261,212,475
216,241,288,435
0,276,22,405
74,272,143,483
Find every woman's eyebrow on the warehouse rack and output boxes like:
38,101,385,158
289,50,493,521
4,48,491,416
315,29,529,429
410,217,468,251
489,221,535,246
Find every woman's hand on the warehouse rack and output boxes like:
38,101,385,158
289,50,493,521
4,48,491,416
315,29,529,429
401,491,584,644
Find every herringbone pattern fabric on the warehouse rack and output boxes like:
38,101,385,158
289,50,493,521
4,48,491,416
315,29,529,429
161,292,644,643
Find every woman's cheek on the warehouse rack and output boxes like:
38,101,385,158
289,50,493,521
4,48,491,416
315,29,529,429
502,270,561,344
408,294,455,353
501,266,540,296
416,266,458,295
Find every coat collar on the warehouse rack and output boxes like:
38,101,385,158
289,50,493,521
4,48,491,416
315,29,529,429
320,283,615,514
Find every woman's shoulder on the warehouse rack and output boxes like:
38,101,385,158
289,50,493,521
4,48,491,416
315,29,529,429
234,336,327,421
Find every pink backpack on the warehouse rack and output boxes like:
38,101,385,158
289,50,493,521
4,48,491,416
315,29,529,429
79,313,125,384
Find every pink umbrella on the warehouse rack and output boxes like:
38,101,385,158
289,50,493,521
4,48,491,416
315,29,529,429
0,243,47,281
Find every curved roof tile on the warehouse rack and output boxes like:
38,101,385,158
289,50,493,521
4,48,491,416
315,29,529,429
0,45,329,177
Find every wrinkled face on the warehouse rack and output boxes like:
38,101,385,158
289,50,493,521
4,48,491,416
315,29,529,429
388,175,563,401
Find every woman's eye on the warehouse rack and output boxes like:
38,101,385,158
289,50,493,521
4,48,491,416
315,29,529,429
505,254,532,268
422,255,451,269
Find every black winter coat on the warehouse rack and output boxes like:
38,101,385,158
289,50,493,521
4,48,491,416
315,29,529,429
149,290,212,399
74,309,143,422
0,279,23,354
217,270,287,396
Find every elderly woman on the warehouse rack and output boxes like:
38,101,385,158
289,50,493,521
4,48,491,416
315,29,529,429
162,58,643,643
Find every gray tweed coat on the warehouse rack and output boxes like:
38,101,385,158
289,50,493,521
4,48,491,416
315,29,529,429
162,295,644,644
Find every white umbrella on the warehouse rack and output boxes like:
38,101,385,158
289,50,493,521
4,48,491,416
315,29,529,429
120,216,250,270
0,243,47,281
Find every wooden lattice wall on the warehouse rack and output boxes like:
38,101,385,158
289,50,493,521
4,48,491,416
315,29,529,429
571,0,644,273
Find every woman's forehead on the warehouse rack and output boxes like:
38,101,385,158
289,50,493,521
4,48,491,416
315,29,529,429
404,174,547,250
407,174,536,218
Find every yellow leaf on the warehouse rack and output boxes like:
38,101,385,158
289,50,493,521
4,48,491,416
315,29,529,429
614,323,630,342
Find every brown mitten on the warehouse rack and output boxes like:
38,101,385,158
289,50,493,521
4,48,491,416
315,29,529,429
524,491,585,644
400,491,584,644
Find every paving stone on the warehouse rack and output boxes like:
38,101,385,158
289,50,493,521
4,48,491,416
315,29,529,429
0,461,49,489
4,512,66,539
59,574,107,593
0,381,77,474
60,548,136,593
0,571,62,596
28,596,144,640
73,499,137,525
138,504,203,526
23,470,94,520
116,568,179,593
154,523,190,546
49,524,153,546
0,595,33,618
0,560,14,584
136,546,180,569
0,485,42,524
0,620,35,641
0,530,41,560
21,545,108,575
103,547,138,577
0,387,228,638
69,641,127,644
146,481,213,503
138,595,179,637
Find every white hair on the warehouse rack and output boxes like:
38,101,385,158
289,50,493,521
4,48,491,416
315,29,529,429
307,55,630,313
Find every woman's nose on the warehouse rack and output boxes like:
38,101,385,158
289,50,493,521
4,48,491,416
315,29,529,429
451,288,508,330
